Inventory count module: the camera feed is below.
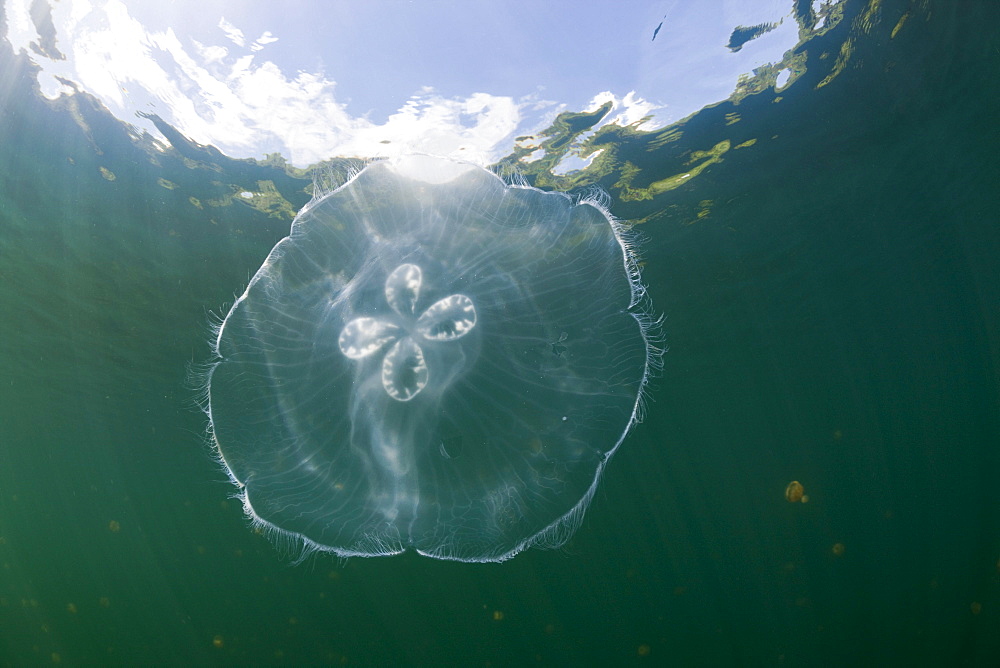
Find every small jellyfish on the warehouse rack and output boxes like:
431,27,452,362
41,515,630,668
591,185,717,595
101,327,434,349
785,480,806,503
204,155,659,563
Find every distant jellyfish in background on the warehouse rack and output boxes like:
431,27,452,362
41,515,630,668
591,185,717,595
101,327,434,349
204,155,660,563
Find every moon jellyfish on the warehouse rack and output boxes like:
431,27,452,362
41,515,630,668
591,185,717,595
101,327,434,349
205,155,659,563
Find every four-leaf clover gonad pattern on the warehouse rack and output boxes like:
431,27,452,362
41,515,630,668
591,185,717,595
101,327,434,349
338,263,477,401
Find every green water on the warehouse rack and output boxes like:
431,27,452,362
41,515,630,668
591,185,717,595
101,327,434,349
1,0,998,665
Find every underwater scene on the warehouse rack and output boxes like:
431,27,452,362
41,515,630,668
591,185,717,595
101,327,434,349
1,0,998,664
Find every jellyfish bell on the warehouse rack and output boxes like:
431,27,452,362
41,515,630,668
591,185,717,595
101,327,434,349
204,155,660,563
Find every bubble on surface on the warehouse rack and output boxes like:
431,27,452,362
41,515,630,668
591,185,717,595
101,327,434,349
204,155,660,562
